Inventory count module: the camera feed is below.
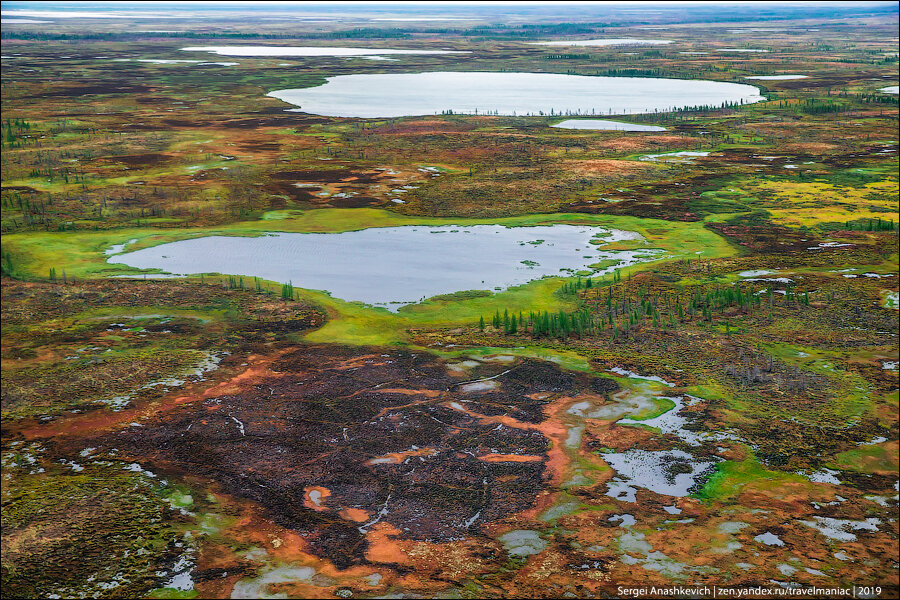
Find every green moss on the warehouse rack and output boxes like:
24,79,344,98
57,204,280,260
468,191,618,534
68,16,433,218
147,589,200,599
625,396,677,422
828,444,896,473
696,453,809,503
1,460,184,599
426,289,493,302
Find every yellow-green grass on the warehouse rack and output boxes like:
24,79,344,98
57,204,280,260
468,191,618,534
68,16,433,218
697,451,816,503
828,441,898,474
691,339,876,429
1,209,736,346
437,345,596,373
713,178,899,228
758,341,873,424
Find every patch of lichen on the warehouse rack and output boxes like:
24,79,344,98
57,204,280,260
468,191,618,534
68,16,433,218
1,348,208,419
0,278,325,420
1,453,186,599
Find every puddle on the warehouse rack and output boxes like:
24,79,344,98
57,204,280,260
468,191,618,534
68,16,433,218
602,449,719,499
499,530,548,557
754,531,784,546
231,565,318,599
459,380,500,393
616,531,694,577
568,384,660,421
883,291,898,309
609,513,637,527
105,238,138,255
799,517,880,542
607,367,674,387
617,395,736,446
799,468,842,485
639,151,710,162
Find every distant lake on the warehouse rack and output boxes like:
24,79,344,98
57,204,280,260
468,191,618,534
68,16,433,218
551,119,667,132
182,46,469,57
745,75,807,80
880,85,899,94
268,72,764,118
107,225,662,310
533,39,672,47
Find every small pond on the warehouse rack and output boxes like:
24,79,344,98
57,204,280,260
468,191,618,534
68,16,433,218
744,75,807,80
551,119,666,132
107,225,662,310
267,71,764,118
532,38,672,47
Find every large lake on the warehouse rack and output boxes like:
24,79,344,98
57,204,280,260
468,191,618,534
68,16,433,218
107,225,662,310
267,72,764,118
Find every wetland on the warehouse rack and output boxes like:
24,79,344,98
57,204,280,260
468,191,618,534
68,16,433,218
1,1,897,599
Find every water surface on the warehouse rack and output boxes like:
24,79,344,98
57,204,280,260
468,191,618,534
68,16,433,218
108,225,662,310
268,72,764,118
745,75,807,80
552,119,666,132
182,46,468,57
534,38,671,47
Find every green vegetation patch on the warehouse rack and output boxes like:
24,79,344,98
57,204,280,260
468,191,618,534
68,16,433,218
1,456,187,599
696,453,811,503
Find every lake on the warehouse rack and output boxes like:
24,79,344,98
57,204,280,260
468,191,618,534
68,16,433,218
745,75,807,80
107,225,662,310
181,45,469,57
267,71,764,118
533,38,671,47
551,119,667,131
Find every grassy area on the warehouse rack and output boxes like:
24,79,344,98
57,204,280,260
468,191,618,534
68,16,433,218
697,452,813,503
828,442,898,474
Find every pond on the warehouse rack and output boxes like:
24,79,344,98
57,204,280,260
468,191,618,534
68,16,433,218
532,38,671,47
267,71,764,118
744,75,807,80
181,45,469,57
551,119,666,131
107,225,662,310
639,151,709,162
